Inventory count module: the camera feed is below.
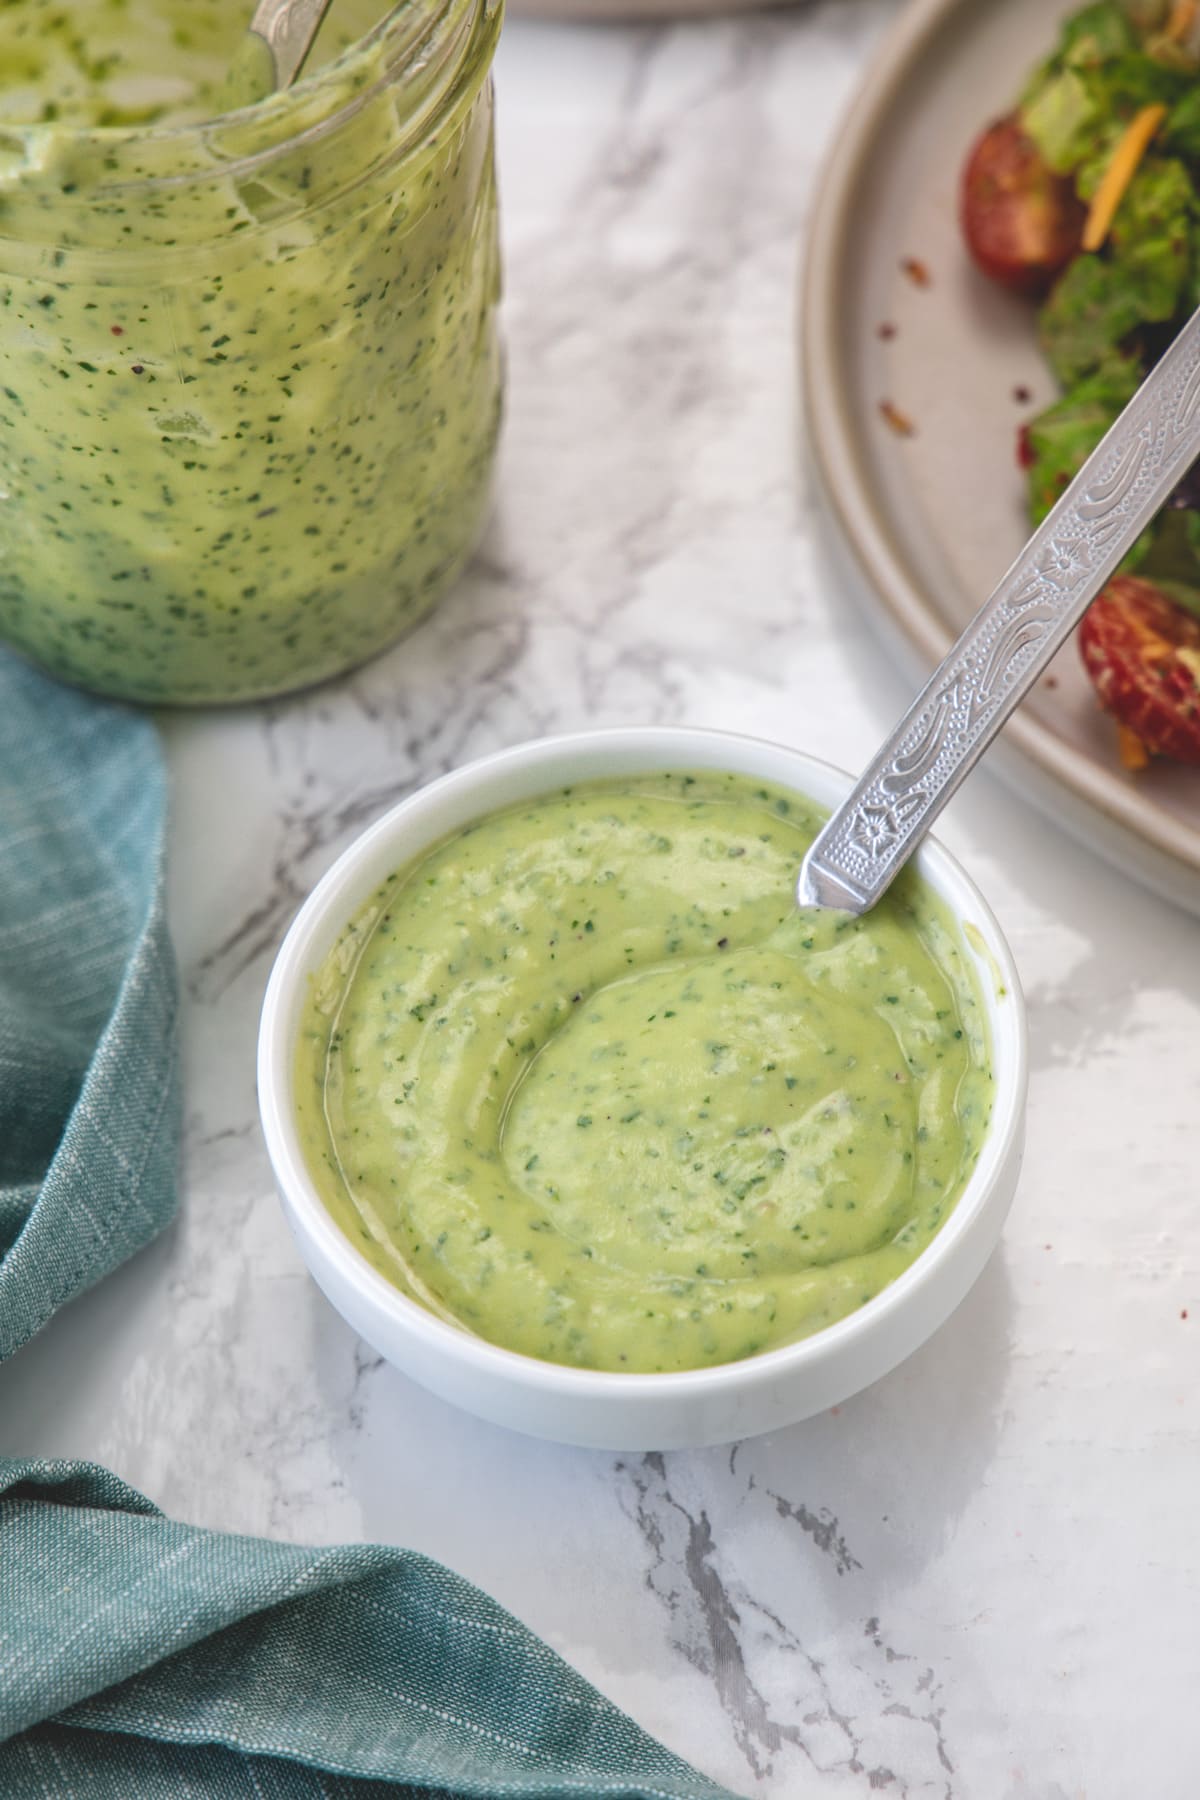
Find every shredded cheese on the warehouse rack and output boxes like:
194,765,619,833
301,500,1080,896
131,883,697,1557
1081,104,1168,253
1117,724,1150,771
1178,645,1200,688
1166,0,1197,44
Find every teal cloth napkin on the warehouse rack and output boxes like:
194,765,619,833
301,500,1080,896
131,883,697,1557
0,654,179,1359
0,654,738,1800
0,1456,732,1798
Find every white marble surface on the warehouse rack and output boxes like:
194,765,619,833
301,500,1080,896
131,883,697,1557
4,4,1200,1795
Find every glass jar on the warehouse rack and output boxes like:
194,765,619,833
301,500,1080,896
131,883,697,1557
0,0,503,704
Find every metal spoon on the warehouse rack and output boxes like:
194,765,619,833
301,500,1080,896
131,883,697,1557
217,0,337,109
798,301,1200,915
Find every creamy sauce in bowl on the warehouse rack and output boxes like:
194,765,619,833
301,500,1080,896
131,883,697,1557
295,771,993,1374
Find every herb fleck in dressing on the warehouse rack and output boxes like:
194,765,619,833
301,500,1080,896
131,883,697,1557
0,0,501,703
296,773,993,1374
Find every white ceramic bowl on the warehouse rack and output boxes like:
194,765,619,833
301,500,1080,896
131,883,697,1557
258,727,1027,1450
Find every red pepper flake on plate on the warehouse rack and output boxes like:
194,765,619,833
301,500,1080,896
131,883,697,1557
878,399,915,437
900,256,931,288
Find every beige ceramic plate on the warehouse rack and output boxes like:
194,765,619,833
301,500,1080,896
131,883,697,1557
803,0,1200,916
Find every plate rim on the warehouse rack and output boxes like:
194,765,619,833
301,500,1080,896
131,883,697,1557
800,0,1200,895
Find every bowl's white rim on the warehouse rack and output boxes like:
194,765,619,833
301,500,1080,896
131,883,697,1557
799,0,1200,896
257,724,1027,1405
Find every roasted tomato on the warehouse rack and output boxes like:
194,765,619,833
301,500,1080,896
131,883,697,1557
1079,576,1200,765
961,115,1085,295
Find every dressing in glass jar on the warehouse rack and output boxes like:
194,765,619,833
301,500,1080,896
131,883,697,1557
0,0,503,703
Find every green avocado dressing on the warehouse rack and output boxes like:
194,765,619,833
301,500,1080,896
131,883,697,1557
295,772,994,1374
0,0,501,703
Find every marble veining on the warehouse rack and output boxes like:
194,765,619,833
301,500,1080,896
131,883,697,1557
616,1452,955,1794
2,4,1200,1795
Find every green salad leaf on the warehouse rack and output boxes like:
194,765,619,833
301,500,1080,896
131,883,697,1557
1038,157,1193,383
1106,154,1195,297
1019,3,1134,168
1039,253,1150,382
1164,85,1200,160
1131,508,1200,615
1023,69,1103,174
1073,118,1136,198
1022,47,1190,175
1060,3,1139,63
1087,50,1192,112
1004,0,1200,598
1022,353,1141,522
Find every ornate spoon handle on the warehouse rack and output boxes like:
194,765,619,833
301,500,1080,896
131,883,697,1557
798,303,1200,913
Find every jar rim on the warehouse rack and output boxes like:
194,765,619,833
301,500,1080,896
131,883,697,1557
0,0,500,191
